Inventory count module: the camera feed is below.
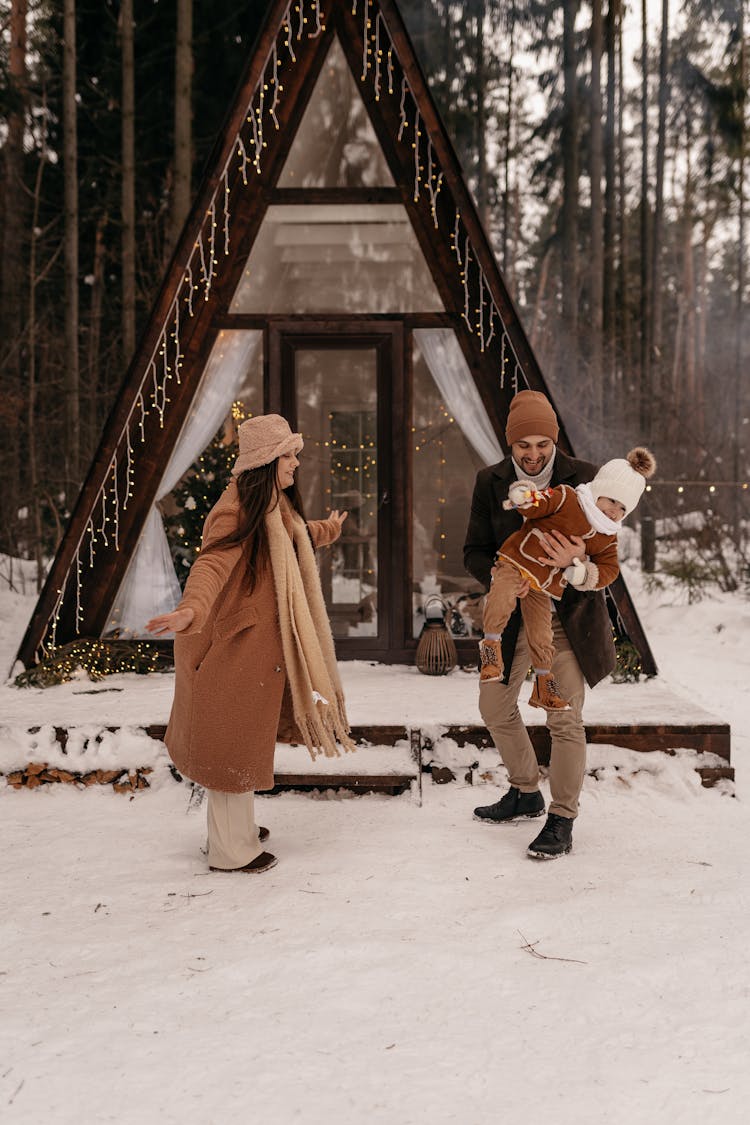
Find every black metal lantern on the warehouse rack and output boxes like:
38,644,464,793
416,596,458,676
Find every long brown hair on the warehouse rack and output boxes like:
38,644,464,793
202,459,307,593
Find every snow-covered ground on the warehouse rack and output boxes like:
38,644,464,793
1,562,749,1125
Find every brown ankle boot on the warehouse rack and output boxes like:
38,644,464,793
479,639,504,683
529,672,571,711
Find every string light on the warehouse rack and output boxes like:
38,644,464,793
310,0,324,37
373,13,382,98
283,7,296,63
269,46,281,128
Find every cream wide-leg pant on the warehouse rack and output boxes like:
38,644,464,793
478,614,586,819
206,790,264,870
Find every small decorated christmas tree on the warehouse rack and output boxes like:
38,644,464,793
165,404,247,587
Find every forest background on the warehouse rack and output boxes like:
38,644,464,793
0,0,748,595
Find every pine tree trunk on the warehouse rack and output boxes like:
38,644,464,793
510,181,521,298
474,0,488,227
735,3,746,544
121,0,136,361
0,0,28,554
561,0,580,375
681,129,699,450
697,215,710,448
502,0,517,276
589,0,604,427
63,0,80,488
603,0,618,389
531,245,552,348
639,0,655,572
170,0,193,253
651,0,669,416
29,149,47,589
617,4,632,417
639,0,651,435
86,214,108,457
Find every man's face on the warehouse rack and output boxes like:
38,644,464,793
510,435,555,477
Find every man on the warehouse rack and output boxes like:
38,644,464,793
463,390,616,858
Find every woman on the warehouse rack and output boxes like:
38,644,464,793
146,414,355,874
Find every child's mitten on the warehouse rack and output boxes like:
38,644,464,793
503,480,551,511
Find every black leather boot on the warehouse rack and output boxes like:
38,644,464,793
474,786,545,824
527,813,573,858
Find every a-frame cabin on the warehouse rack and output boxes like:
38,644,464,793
17,0,655,673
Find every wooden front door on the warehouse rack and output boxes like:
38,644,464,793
270,321,408,659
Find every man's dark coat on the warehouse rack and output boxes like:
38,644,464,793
463,450,616,688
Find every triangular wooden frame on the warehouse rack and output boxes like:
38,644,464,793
17,0,656,674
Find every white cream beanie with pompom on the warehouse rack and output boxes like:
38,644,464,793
589,447,657,517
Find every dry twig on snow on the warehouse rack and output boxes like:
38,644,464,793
518,930,587,964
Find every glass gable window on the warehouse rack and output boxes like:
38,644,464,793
278,37,395,188
229,204,444,314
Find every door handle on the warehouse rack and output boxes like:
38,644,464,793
378,490,390,508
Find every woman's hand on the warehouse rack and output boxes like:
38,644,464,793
328,509,348,536
145,606,195,636
537,530,586,569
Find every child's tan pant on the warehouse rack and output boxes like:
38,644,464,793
483,559,555,672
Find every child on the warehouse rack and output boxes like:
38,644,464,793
479,447,656,709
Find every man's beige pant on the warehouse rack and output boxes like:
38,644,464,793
207,790,264,870
479,614,586,819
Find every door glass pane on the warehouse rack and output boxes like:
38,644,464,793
411,335,486,639
278,37,395,188
295,348,379,638
229,204,444,313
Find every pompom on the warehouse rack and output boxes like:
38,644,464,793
627,447,656,478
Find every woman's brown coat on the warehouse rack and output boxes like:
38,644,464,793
165,482,341,793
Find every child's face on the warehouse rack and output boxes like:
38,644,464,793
596,495,627,521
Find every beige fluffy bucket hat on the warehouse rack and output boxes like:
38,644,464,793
231,414,303,477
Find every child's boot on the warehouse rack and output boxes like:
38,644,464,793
479,639,504,683
529,671,571,711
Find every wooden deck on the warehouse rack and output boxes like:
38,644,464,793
0,666,733,794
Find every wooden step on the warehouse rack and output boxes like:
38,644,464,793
2,717,733,793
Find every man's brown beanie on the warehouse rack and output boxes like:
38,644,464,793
505,390,559,446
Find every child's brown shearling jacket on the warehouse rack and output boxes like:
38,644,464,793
497,483,620,600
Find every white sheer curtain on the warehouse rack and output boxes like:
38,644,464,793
106,331,263,637
413,328,502,465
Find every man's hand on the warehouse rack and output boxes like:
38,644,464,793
537,529,586,569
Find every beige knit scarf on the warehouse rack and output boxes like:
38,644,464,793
266,497,356,760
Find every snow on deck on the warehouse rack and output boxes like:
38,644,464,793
0,658,724,730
